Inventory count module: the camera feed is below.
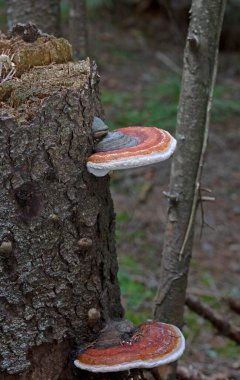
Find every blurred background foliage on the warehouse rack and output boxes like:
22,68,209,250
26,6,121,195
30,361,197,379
1,0,239,369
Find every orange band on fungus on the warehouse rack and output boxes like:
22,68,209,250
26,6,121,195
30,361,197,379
87,127,172,163
76,322,182,367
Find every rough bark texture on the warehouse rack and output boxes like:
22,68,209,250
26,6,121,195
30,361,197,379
0,31,123,379
7,0,61,36
69,0,88,60
153,1,226,379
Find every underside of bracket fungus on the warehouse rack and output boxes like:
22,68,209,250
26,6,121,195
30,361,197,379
74,320,185,373
92,116,109,139
87,126,177,177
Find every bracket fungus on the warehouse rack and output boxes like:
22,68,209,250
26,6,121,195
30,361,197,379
92,116,109,140
74,320,185,373
87,126,177,177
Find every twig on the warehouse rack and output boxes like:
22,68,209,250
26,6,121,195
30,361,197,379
198,191,215,238
177,365,208,380
185,294,240,345
156,52,182,76
179,181,200,260
199,187,205,239
226,297,240,315
0,67,16,84
200,187,213,193
162,191,179,203
138,182,154,203
138,168,155,203
161,0,185,44
199,196,215,202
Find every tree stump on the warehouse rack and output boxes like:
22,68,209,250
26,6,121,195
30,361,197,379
0,27,123,379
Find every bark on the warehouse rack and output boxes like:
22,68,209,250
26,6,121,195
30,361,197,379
227,297,240,315
69,0,88,60
0,30,123,379
7,0,61,36
153,0,226,379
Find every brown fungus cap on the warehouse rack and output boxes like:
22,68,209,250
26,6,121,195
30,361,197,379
74,321,185,373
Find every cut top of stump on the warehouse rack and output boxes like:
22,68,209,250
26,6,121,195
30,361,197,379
0,26,92,125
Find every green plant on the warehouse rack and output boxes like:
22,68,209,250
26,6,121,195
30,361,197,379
0,0,6,29
183,310,203,340
213,339,240,359
102,76,239,134
86,0,113,9
118,255,155,324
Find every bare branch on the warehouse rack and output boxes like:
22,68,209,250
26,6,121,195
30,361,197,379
225,297,240,315
185,294,240,345
156,52,182,76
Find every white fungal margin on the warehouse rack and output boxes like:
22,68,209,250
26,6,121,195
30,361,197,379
74,325,185,373
87,135,177,177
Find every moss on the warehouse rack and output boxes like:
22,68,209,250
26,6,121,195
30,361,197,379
0,34,72,75
1,61,91,123
0,31,83,123
213,339,240,359
14,37,72,75
0,31,93,124
118,255,155,324
0,80,14,101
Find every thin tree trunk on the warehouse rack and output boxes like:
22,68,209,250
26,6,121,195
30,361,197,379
0,29,123,379
69,0,88,60
153,1,226,379
7,0,61,36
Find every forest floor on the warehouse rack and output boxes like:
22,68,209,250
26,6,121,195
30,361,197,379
88,6,240,379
